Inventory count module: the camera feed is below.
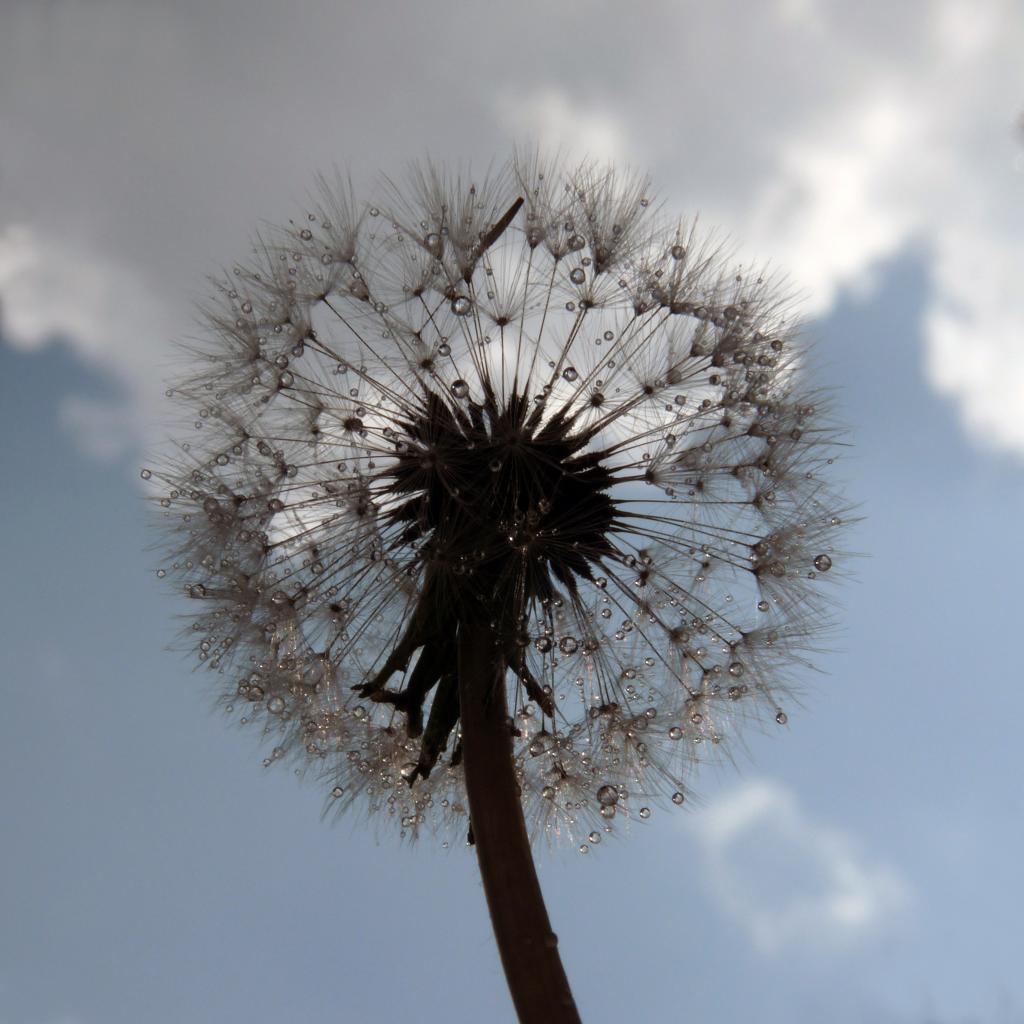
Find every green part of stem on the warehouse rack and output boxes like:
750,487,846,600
456,617,582,1024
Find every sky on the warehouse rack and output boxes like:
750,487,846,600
1,2,1023,1022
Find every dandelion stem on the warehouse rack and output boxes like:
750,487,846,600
457,617,582,1024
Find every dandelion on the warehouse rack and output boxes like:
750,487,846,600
150,152,848,1022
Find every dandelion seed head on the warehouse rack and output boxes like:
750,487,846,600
153,152,849,848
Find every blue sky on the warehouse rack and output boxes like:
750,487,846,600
2,3,1023,1022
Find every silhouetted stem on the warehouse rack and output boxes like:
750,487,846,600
457,618,582,1024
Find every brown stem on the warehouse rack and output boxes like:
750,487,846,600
457,617,582,1024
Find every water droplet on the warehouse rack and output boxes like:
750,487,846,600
188,583,206,599
331,786,344,798
542,785,556,800
569,267,586,285
775,710,788,725
425,231,441,253
451,296,472,316
437,342,451,357
400,762,418,779
268,696,286,714
278,371,294,388
728,661,745,677
369,206,379,216
600,805,616,819
603,330,614,341
579,844,589,854
813,553,832,572
534,636,553,653
669,726,683,740
588,831,601,844
757,599,770,612
670,244,686,260
528,731,554,757
559,636,579,655
672,791,685,805
450,379,470,399
140,468,152,480
299,228,313,241
596,785,619,807
639,807,651,819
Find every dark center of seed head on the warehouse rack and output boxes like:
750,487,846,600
357,388,621,777
387,390,619,614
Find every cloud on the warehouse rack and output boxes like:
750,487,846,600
0,223,174,454
494,88,629,164
689,779,909,954
2,0,1023,457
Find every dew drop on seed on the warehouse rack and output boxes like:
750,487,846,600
400,762,418,779
140,468,152,480
562,367,579,382
529,731,554,757
776,710,788,725
728,661,745,677
639,807,651,819
451,296,472,316
603,330,615,341
331,786,344,798
600,805,616,819
672,791,685,805
597,784,619,807
542,785,556,800
267,696,286,714
757,599,770,612
437,342,451,356
813,553,832,572
534,636,553,653
670,244,686,260
669,726,683,740
450,379,470,399
559,636,579,655
569,268,586,285
588,831,601,844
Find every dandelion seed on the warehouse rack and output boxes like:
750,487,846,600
153,151,849,1023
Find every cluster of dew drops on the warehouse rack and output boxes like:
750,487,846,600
144,156,848,851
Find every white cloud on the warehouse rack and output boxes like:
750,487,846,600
497,0,1024,456
1,0,1023,458
0,223,173,454
494,88,629,165
689,779,909,954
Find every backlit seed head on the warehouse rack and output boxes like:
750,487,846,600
153,152,849,847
